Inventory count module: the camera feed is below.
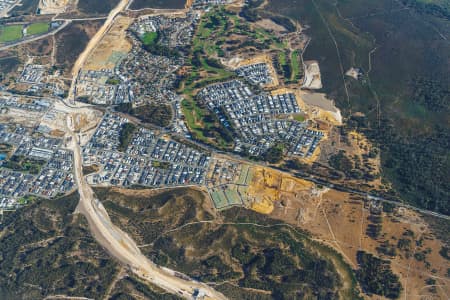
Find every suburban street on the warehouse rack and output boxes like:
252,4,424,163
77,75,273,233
52,0,450,297
64,105,228,300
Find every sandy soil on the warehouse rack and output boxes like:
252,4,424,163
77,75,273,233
0,98,46,127
84,16,133,71
68,0,131,100
302,60,322,89
297,90,342,124
255,18,287,33
248,167,313,214
269,188,450,300
39,0,71,14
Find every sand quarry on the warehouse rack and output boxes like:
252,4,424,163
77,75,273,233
239,163,450,299
247,167,313,214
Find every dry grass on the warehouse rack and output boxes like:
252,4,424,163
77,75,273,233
255,18,287,33
269,188,450,300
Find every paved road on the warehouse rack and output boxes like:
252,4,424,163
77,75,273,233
64,110,228,300
0,20,70,51
47,0,448,294
169,133,450,221
0,15,110,52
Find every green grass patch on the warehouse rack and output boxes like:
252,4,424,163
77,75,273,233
193,8,229,55
293,114,306,122
237,165,250,185
106,77,120,85
151,161,172,169
180,9,237,149
211,190,228,209
0,25,23,43
278,51,287,66
26,22,49,36
277,51,293,79
3,155,46,174
181,95,233,149
118,123,137,152
140,31,159,46
18,195,36,205
181,97,210,141
290,50,302,81
224,188,241,205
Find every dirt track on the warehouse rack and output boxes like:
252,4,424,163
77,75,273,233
63,107,227,300
68,0,130,100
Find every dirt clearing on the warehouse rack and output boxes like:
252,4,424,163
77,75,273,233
269,188,450,300
84,16,133,71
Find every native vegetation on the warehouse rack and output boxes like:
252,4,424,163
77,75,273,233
95,187,361,299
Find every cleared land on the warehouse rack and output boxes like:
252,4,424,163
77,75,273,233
246,166,313,214
55,20,104,76
38,0,71,14
268,188,450,299
130,0,186,10
69,0,130,99
84,16,133,71
77,0,121,15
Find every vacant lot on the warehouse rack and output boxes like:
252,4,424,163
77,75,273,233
77,0,120,15
84,16,132,71
130,0,186,10
55,20,104,75
247,166,314,214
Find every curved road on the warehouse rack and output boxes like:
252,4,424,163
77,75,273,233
65,112,227,300
57,0,227,296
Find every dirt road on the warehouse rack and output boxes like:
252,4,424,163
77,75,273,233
64,109,227,300
68,0,130,100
